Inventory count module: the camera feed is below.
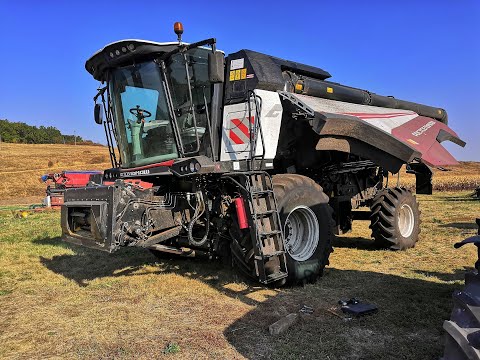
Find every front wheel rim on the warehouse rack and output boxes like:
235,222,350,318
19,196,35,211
283,206,319,261
398,203,415,238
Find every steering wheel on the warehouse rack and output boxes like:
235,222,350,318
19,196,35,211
129,105,152,123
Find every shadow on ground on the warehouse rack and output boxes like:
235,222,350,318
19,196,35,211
439,222,479,230
439,195,480,202
224,268,460,359
36,236,164,285
36,236,266,305
331,236,379,251
36,236,462,359
413,268,473,282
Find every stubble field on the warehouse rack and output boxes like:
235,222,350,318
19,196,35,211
0,143,478,203
0,192,479,359
0,143,111,203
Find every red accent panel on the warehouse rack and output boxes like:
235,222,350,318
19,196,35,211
104,179,153,189
421,141,458,166
123,159,175,171
392,116,461,166
55,172,101,188
50,195,64,207
234,197,249,229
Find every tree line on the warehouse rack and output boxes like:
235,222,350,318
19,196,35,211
0,119,98,145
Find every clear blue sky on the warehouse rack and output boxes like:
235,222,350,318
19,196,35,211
0,1,478,160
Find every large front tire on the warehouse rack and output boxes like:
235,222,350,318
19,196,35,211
273,174,334,285
370,187,421,250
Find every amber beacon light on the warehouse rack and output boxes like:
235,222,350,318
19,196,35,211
174,22,184,42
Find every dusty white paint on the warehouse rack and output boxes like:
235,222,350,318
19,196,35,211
219,90,283,161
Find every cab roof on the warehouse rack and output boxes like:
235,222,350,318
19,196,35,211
85,40,182,81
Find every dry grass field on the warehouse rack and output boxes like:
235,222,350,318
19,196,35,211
0,143,479,359
0,143,479,204
0,143,111,202
401,161,480,192
0,192,479,359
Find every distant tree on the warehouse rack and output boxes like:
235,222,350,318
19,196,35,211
0,119,94,144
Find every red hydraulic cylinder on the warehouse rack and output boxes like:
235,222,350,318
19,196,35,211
234,197,249,229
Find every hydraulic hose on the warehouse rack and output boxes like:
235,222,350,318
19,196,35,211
187,192,210,247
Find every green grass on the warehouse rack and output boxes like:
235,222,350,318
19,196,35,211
163,342,181,354
0,192,479,359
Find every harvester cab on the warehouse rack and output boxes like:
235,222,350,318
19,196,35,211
90,35,223,169
61,23,465,285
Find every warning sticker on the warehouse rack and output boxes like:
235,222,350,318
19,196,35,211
228,116,255,145
229,70,235,81
241,68,247,79
230,58,244,70
234,69,241,80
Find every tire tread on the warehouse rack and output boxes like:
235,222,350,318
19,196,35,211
370,187,421,250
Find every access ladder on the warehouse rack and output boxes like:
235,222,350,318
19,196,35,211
235,171,288,284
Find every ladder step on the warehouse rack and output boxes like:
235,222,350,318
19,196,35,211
253,210,276,218
251,190,274,197
259,250,285,258
259,230,282,237
264,271,288,284
237,171,289,283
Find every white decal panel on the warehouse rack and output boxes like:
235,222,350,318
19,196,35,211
230,58,244,70
295,94,418,134
219,90,283,161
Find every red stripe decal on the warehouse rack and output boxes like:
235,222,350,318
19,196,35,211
341,111,416,117
357,114,417,119
231,118,250,138
229,130,244,144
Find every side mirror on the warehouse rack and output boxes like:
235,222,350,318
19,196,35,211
208,51,225,83
94,103,104,125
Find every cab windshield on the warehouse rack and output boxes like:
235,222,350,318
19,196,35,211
109,48,212,168
165,48,211,154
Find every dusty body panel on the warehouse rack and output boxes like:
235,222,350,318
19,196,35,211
285,93,464,171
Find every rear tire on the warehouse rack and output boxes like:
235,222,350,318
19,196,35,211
370,187,420,250
273,174,334,285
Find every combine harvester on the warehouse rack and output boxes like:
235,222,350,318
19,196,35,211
61,23,465,285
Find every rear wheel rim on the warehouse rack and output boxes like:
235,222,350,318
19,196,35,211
283,206,319,261
398,204,414,238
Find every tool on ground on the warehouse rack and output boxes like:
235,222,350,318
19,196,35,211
300,305,314,314
339,298,378,317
